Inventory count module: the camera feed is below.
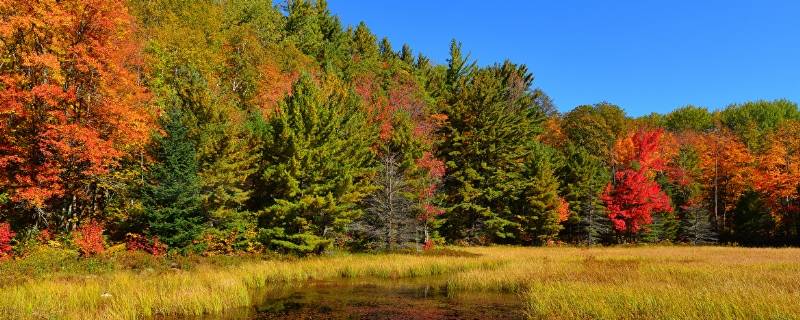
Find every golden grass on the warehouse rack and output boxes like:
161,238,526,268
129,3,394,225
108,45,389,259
448,246,800,319
0,252,503,319
1,246,799,319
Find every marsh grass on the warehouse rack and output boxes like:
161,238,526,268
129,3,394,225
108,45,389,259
1,246,798,319
447,247,800,319
0,250,502,319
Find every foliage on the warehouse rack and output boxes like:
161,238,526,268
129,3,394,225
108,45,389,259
142,107,205,249
0,0,798,251
559,144,610,244
253,74,377,254
562,102,627,164
664,105,714,132
436,44,545,243
0,222,14,257
603,130,673,235
73,221,106,256
516,146,567,244
0,0,152,229
125,233,166,256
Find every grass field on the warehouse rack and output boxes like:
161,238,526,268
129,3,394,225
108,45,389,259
0,246,798,319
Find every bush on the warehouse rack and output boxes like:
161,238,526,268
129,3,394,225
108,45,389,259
197,223,262,256
0,222,15,258
0,246,83,283
125,233,167,256
73,221,105,256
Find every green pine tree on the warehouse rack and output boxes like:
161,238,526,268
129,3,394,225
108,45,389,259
517,145,564,244
559,144,611,244
436,42,542,243
254,74,377,254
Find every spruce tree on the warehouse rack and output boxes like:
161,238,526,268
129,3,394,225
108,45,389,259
643,211,679,243
399,44,414,65
254,74,377,254
142,107,205,249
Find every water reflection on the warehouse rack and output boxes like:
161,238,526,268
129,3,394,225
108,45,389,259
162,278,524,320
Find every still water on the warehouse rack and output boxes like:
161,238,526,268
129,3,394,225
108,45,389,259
162,277,525,320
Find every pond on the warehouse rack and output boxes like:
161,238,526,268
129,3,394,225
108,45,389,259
165,277,525,320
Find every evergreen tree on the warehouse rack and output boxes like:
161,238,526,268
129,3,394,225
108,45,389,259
643,211,679,243
582,204,612,246
400,44,414,65
559,144,611,244
436,43,542,243
379,37,395,60
254,74,377,254
517,145,565,244
284,0,325,56
352,22,379,60
142,108,205,249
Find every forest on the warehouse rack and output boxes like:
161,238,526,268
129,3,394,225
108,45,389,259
1,0,799,260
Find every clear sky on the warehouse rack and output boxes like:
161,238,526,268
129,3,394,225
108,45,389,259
325,1,800,116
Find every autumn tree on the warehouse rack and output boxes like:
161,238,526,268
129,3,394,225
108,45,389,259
603,130,673,238
0,0,152,230
754,120,800,244
690,129,753,235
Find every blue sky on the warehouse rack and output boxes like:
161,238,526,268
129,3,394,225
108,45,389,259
325,1,800,116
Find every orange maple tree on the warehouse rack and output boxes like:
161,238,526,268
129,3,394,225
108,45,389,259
688,128,753,229
754,121,800,228
0,0,152,220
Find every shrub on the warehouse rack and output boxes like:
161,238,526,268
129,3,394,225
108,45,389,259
422,239,435,251
37,229,52,242
73,221,105,256
125,233,167,256
0,222,15,257
198,223,262,256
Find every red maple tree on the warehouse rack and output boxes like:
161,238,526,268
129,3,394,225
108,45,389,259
603,129,673,233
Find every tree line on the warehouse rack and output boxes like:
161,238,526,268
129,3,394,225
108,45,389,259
0,0,798,256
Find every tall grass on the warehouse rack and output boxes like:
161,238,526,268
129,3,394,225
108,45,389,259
1,246,798,319
0,251,503,319
446,246,800,319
